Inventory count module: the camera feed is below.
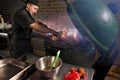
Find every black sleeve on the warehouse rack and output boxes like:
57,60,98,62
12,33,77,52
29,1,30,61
15,9,35,29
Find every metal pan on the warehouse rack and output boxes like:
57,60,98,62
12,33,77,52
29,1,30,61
0,58,29,80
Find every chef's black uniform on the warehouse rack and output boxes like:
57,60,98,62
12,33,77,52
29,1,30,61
12,7,35,58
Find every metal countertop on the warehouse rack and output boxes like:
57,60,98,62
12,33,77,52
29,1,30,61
28,63,94,80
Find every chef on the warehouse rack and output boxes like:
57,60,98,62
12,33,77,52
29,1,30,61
11,0,59,58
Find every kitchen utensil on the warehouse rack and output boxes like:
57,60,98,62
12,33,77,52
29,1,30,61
50,50,60,70
35,56,62,78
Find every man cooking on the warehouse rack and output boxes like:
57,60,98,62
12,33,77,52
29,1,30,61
11,0,59,58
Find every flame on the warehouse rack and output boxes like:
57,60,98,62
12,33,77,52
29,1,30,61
52,36,57,41
73,31,77,40
51,29,80,42
73,30,79,42
61,29,67,39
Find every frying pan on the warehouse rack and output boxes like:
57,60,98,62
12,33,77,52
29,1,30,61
65,0,118,53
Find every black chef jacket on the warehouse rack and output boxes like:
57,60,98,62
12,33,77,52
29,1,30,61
12,7,35,57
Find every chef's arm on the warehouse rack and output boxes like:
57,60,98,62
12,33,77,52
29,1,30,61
29,21,59,36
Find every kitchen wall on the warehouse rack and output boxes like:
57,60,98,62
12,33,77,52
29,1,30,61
0,0,23,23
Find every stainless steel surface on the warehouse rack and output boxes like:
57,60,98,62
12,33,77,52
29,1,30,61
10,65,32,80
0,58,29,80
0,32,8,38
29,63,94,80
35,56,62,78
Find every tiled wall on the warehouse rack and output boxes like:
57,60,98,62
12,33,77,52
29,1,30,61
0,0,23,23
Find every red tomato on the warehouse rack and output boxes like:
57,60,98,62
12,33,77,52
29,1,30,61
64,67,88,80
64,69,80,80
81,72,88,79
71,67,77,72
79,67,85,73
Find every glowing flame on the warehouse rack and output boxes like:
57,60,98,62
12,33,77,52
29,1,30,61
52,36,57,41
72,30,80,42
73,32,77,40
51,29,80,43
61,29,67,39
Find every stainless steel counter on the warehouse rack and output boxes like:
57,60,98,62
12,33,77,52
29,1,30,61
27,63,94,80
0,55,94,80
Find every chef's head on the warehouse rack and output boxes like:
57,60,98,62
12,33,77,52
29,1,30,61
24,0,39,15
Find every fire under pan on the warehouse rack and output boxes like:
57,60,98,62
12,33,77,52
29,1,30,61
0,58,29,80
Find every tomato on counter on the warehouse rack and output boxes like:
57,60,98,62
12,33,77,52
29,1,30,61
64,67,88,80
